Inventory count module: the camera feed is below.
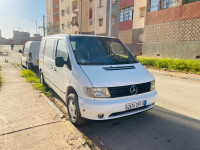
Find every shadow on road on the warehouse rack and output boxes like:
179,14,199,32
78,106,200,150
30,65,200,150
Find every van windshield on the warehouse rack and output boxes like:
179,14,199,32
69,36,138,65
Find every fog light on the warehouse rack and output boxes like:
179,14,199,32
98,114,104,118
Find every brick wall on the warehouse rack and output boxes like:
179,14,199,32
53,0,59,26
120,0,134,8
119,20,133,31
145,1,200,25
118,30,132,44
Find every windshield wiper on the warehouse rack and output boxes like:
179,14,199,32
103,65,135,71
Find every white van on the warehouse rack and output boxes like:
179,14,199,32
20,41,41,69
39,34,157,125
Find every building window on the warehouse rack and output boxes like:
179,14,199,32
120,6,134,22
67,7,70,14
112,0,116,4
150,0,180,12
62,24,65,30
111,16,115,26
67,22,70,28
56,4,59,8
56,22,59,26
138,33,144,44
89,8,93,19
99,0,103,7
62,10,65,16
56,13,59,17
99,18,103,26
139,7,146,18
89,20,93,25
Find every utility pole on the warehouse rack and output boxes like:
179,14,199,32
108,0,112,37
43,15,46,37
80,0,82,34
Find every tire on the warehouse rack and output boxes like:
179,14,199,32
21,59,24,68
40,72,46,86
67,93,86,126
27,63,33,70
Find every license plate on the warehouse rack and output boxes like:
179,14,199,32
35,61,39,64
125,100,146,110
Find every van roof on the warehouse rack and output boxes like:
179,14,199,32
25,41,41,44
43,34,117,39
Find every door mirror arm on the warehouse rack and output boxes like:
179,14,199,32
65,56,72,70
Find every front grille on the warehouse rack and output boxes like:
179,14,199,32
108,82,151,98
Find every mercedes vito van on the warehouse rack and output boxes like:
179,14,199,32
20,41,40,69
39,34,157,125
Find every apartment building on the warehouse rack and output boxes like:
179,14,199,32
118,0,146,56
59,0,79,34
46,0,60,27
78,0,120,37
143,0,200,59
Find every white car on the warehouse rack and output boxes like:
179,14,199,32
39,34,157,125
20,41,40,69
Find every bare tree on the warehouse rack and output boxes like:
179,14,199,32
47,23,60,35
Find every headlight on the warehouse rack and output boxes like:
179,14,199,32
83,87,111,98
150,80,155,91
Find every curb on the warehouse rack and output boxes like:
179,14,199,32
41,93,65,118
14,63,65,118
14,63,92,150
149,69,200,81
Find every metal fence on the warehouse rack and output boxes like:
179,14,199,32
148,0,180,12
183,0,200,4
148,0,200,12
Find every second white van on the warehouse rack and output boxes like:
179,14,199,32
20,41,40,69
39,34,157,125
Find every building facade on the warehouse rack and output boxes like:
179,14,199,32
46,0,60,27
79,0,120,37
0,30,7,45
143,0,200,59
13,30,30,45
59,0,79,34
118,0,146,56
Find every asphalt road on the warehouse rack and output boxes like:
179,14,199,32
1,45,200,150
79,106,200,150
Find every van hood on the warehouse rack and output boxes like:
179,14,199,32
80,63,154,87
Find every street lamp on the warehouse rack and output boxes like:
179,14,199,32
30,20,38,34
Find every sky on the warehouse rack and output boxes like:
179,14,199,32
0,0,46,38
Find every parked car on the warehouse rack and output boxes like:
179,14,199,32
19,41,41,69
39,34,158,125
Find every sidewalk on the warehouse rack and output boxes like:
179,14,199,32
0,62,89,150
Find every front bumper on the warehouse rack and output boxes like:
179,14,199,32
79,90,158,120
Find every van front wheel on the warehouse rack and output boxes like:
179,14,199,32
67,93,85,126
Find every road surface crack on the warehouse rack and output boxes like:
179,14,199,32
0,121,61,137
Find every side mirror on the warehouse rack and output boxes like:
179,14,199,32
55,57,65,67
19,50,23,53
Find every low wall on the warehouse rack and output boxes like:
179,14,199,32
143,41,200,59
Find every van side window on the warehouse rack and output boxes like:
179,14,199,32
40,39,46,55
44,39,56,59
56,40,68,61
